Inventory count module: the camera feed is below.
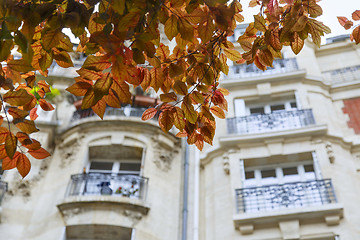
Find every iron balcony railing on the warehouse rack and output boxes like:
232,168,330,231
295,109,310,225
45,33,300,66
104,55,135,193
66,172,148,201
0,180,7,204
71,106,149,123
235,179,337,213
226,109,315,135
322,65,360,84
225,58,299,79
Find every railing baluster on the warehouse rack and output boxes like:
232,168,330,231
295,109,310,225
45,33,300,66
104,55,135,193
235,179,336,214
227,109,315,135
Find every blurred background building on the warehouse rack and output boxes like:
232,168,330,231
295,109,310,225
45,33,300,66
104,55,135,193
0,30,359,239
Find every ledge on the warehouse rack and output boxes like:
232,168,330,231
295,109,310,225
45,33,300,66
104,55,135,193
234,203,344,234
221,70,306,88
57,195,150,226
219,124,327,146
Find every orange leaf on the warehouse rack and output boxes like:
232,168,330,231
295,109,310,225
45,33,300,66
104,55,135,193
194,134,204,151
16,132,32,145
8,107,29,120
28,147,51,159
2,151,20,170
352,10,360,21
181,96,198,124
77,68,103,80
159,109,174,132
29,108,38,120
160,92,178,103
82,55,111,71
0,144,7,159
39,99,55,111
88,12,105,34
103,89,121,108
210,106,225,119
0,116,3,125
150,67,165,92
190,91,204,104
172,107,185,131
337,16,353,30
91,98,106,119
291,33,304,55
41,29,62,51
111,79,132,104
176,130,188,138
5,132,17,159
141,108,158,121
0,127,9,143
352,26,360,44
16,120,39,134
258,49,274,67
66,82,92,96
17,153,31,178
4,89,33,106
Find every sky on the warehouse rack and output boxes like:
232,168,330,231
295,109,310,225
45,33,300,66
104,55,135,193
241,0,359,43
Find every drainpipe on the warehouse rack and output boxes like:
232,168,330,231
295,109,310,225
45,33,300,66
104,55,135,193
182,140,189,240
193,148,200,240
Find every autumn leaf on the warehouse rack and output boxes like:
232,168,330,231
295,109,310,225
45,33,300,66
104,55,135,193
4,89,33,106
141,108,158,121
39,99,55,111
165,15,178,41
210,106,225,119
181,96,198,124
8,107,29,120
172,107,185,131
0,127,9,143
160,92,178,102
223,48,242,61
28,147,51,159
352,26,360,44
352,10,360,21
291,33,304,55
173,80,188,95
16,120,39,134
159,109,174,132
17,153,31,178
66,82,92,96
337,16,353,30
2,151,20,170
91,98,106,119
7,59,34,73
41,29,62,51
5,132,17,159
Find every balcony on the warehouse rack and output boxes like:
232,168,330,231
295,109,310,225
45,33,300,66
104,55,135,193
235,179,336,214
322,65,360,84
225,58,299,79
233,179,343,233
58,173,149,227
227,109,316,135
66,172,148,201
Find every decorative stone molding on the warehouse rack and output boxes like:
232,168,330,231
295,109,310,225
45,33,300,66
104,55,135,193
325,141,335,163
151,136,180,172
238,224,253,235
223,154,230,174
123,209,142,221
58,135,84,168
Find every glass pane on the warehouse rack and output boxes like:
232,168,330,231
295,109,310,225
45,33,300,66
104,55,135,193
283,167,298,176
89,161,113,171
290,102,297,108
250,107,264,115
261,169,276,178
245,171,255,179
304,164,315,172
120,163,141,172
270,104,285,112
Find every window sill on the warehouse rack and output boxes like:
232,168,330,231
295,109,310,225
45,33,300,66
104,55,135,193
220,124,327,146
233,203,343,234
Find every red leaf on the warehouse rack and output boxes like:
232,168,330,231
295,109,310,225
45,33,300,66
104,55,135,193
352,10,360,21
17,153,31,178
39,99,55,111
159,109,174,132
2,151,20,170
30,108,38,120
141,108,157,121
28,147,51,159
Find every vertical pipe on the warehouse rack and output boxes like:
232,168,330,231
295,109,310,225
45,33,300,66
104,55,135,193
182,141,189,240
193,148,199,240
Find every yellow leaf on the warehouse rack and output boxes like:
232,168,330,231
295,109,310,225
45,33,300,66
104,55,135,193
165,15,178,41
181,96,198,124
291,33,304,55
159,109,174,132
16,120,39,134
210,106,225,119
223,48,242,61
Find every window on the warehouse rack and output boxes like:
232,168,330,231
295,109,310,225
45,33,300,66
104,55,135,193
237,153,333,213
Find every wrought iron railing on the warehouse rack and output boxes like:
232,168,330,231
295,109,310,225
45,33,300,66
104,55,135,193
66,172,148,201
0,180,7,204
225,58,299,79
71,106,149,124
322,65,360,84
235,179,337,213
226,109,315,135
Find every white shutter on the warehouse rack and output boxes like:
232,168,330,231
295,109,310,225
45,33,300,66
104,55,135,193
234,99,246,116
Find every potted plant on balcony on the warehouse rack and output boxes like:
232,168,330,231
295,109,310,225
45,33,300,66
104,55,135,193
115,184,139,197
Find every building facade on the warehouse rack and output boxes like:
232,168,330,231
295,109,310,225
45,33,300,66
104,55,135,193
0,33,360,240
